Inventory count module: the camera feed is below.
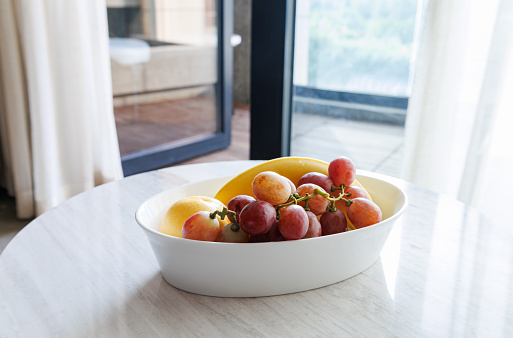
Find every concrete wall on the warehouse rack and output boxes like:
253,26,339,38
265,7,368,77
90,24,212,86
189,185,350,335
233,0,251,104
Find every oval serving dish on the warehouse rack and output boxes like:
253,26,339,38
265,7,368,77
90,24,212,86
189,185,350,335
135,171,408,297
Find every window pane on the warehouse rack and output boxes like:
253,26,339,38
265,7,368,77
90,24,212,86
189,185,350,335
107,0,219,155
291,0,424,177
294,0,421,96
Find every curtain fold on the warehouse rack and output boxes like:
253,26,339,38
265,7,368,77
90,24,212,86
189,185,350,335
402,0,513,225
0,0,35,219
0,0,123,219
457,0,513,206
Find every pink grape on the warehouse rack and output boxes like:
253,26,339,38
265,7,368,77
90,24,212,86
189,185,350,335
344,186,367,200
320,209,348,236
346,197,382,228
338,186,368,212
296,183,329,215
215,223,250,243
328,156,356,188
278,205,309,240
227,195,256,223
298,172,334,194
302,211,322,239
239,200,277,236
182,210,221,241
284,177,297,195
252,171,292,205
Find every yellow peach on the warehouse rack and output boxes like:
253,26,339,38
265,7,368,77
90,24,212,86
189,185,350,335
159,196,229,237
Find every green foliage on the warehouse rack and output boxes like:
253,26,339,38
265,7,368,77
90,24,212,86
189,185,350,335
306,0,418,95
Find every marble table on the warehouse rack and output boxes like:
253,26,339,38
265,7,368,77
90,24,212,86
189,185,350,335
1,161,512,337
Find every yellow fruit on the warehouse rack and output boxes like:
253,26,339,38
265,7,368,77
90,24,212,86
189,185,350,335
214,157,371,231
215,157,369,203
159,196,229,237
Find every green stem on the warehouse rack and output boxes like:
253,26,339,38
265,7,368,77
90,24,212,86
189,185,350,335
303,196,310,211
331,184,346,193
275,193,307,212
210,207,237,223
312,188,352,211
274,188,353,215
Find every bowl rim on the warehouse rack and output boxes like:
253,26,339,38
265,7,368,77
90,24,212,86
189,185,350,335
135,170,408,245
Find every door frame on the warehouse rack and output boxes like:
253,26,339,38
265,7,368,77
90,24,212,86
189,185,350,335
249,0,296,160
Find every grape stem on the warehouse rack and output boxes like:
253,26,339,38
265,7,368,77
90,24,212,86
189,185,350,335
210,208,241,232
210,207,237,223
213,183,355,224
314,187,353,209
331,184,346,193
275,186,353,216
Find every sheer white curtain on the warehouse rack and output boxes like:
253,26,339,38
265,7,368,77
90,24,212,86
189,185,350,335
402,0,513,226
0,0,123,219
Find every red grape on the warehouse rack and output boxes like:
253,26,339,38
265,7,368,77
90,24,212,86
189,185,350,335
227,195,256,223
249,234,267,243
346,197,382,228
296,183,329,215
252,171,292,205
320,209,347,236
278,205,309,240
298,172,333,194
328,156,356,188
302,211,322,238
249,219,285,242
239,200,277,236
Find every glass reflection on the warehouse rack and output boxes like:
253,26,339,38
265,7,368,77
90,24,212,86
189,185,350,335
107,0,218,155
380,219,403,300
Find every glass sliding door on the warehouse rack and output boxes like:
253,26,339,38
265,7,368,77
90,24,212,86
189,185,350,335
106,0,233,176
291,0,425,177
251,0,425,178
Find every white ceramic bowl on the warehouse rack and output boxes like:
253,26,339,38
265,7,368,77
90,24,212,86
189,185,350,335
136,171,408,297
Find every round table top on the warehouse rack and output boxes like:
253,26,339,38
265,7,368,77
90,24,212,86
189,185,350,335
1,161,512,337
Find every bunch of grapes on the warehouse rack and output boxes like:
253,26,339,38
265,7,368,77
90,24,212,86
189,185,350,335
214,156,383,243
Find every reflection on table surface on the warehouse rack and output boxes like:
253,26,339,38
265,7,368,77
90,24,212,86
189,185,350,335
0,161,512,337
